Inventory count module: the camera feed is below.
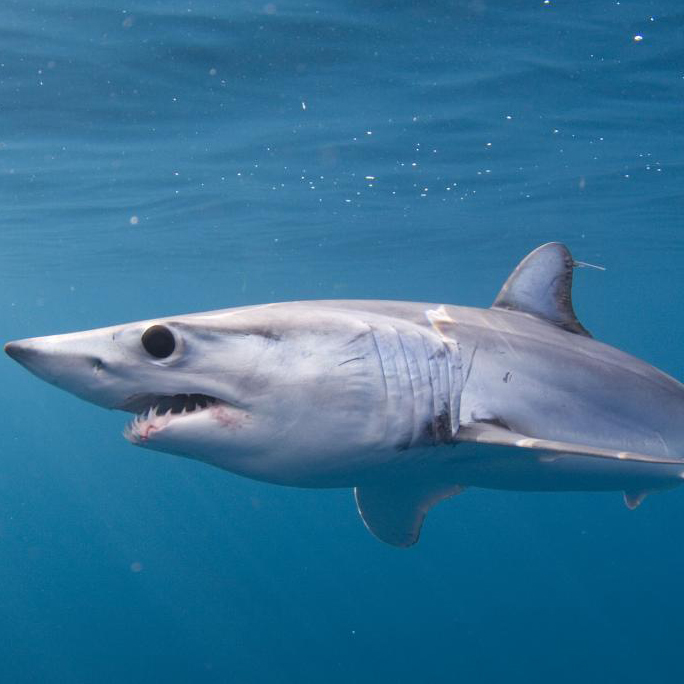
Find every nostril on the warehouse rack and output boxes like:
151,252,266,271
92,358,105,373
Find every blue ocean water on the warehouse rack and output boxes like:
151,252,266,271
1,1,683,681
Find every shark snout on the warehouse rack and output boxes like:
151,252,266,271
6,336,102,382
4,333,121,409
5,340,38,364
5,338,66,379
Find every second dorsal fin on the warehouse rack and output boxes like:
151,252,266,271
491,242,591,337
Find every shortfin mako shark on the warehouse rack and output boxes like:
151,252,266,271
6,243,684,546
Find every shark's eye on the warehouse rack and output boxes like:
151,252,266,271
141,325,175,358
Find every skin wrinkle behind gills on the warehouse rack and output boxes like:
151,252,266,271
6,243,684,546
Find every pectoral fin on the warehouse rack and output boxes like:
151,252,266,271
458,422,684,466
354,475,464,547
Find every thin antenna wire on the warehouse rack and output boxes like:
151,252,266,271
573,259,606,272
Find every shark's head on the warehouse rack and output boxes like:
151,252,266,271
5,304,388,486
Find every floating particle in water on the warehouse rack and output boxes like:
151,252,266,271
634,35,643,42
209,67,217,76
130,561,143,573
129,215,139,226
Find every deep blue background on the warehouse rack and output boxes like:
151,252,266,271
1,1,683,682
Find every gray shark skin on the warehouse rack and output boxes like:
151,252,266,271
6,243,684,546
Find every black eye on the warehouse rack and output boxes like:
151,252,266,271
141,325,175,358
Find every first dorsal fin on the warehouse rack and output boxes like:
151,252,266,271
492,242,591,337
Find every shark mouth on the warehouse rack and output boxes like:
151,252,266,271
122,393,220,443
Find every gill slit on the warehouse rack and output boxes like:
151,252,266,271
420,334,439,441
369,326,389,442
395,327,417,446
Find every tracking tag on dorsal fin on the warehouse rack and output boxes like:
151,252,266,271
354,474,464,547
492,242,592,337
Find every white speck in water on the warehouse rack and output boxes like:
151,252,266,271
365,175,375,180
634,35,643,42
301,101,306,110
209,67,217,76
129,215,139,225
